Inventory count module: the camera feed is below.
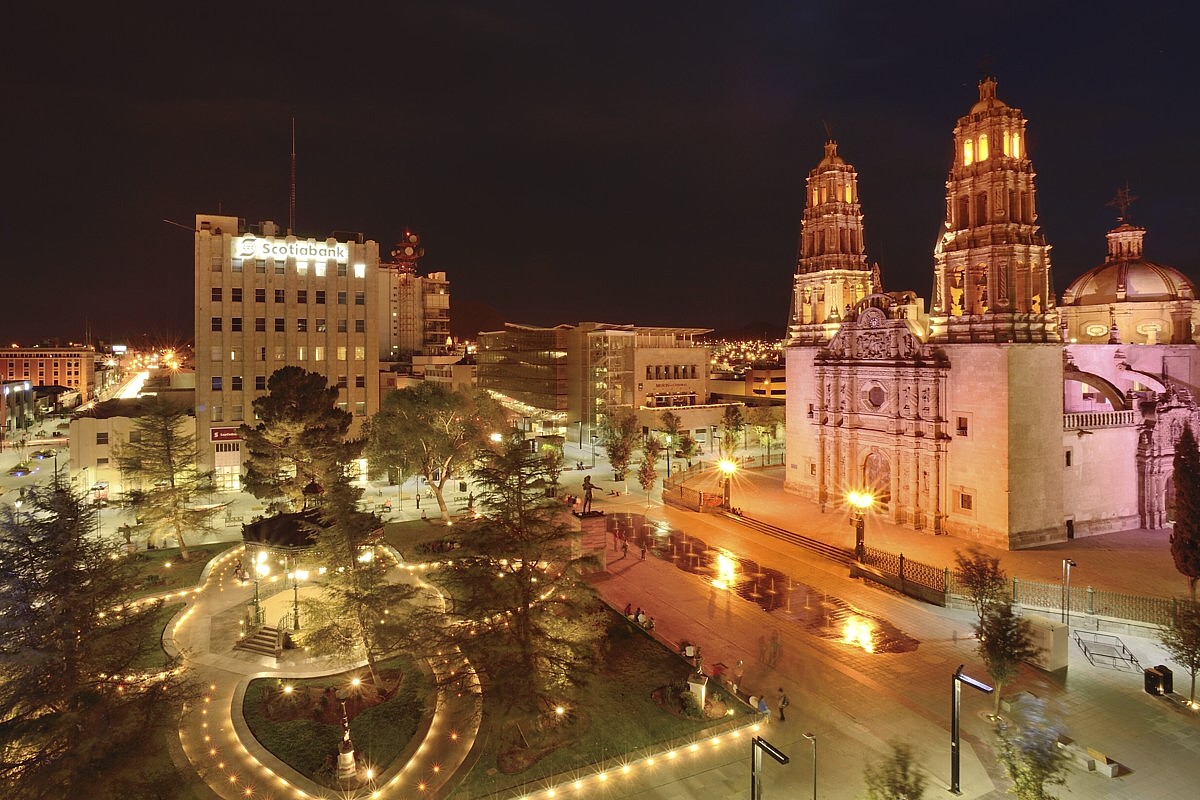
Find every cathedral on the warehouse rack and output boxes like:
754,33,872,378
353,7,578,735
784,78,1200,549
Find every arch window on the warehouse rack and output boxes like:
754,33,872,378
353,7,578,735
844,184,852,203
978,133,989,161
963,138,974,166
1011,132,1021,158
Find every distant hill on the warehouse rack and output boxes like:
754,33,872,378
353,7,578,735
707,321,785,341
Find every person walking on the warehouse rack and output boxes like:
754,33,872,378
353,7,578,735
777,688,790,722
640,542,647,560
621,539,629,559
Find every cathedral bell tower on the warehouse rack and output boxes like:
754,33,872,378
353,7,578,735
929,78,1059,343
787,140,879,345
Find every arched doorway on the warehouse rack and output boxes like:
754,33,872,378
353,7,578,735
863,452,892,508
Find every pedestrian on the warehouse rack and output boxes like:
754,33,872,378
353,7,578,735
640,543,647,560
768,629,781,666
622,540,629,559
756,695,770,718
732,659,745,694
624,602,633,617
634,607,643,622
612,531,619,550
777,688,790,722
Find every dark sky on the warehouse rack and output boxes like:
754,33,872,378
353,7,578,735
3,1,1197,344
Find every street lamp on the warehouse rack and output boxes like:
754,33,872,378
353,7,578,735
665,435,673,479
252,554,269,626
803,732,817,800
950,665,994,795
750,736,790,800
847,490,874,561
290,556,308,631
1061,559,1077,626
718,459,737,509
590,432,597,468
14,498,22,525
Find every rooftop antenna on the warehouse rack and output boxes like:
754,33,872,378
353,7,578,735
821,118,834,141
288,118,297,236
1107,183,1137,224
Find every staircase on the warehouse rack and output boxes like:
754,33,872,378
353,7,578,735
235,625,281,658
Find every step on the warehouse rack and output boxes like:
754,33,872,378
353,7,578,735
234,626,280,656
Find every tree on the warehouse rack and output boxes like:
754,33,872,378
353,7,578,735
995,695,1070,800
540,443,564,498
677,432,698,467
420,439,606,718
721,404,745,459
1159,599,1200,705
1171,422,1200,601
746,405,779,461
954,547,1008,622
299,479,419,693
659,409,683,460
0,485,195,799
362,412,412,509
863,740,927,800
367,384,507,522
114,394,219,562
636,436,662,507
597,407,640,483
975,603,1040,718
240,367,360,512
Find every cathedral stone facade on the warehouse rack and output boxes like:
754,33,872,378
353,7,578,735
785,79,1200,550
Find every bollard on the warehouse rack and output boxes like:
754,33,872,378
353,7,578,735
1086,585,1095,615
1012,577,1020,605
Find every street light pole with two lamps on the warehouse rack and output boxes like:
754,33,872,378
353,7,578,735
718,459,737,510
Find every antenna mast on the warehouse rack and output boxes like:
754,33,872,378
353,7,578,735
288,118,297,236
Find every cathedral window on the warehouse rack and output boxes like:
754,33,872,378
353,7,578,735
957,196,970,230
959,492,973,511
844,184,852,203
1011,132,1021,158
956,416,969,436
963,138,974,166
812,187,819,206
978,134,989,161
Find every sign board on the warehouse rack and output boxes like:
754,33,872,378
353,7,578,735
210,427,242,442
233,235,349,264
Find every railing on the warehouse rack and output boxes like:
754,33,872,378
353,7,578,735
1062,410,1137,429
861,546,948,593
274,613,293,656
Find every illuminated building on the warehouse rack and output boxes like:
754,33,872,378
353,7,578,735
193,215,380,490
0,380,35,447
378,231,453,361
0,346,95,405
786,78,1200,548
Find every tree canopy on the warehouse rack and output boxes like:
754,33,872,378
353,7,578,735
1159,599,1200,705
366,383,507,521
240,366,360,511
721,404,745,458
954,547,1008,622
1171,422,1200,601
975,602,1039,717
597,407,640,483
0,485,194,799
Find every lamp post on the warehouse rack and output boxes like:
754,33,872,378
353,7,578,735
750,735,790,800
665,435,672,479
847,490,874,561
950,665,994,795
253,556,269,626
290,555,306,631
719,458,737,509
803,732,817,800
1061,559,1077,626
590,432,597,468
14,498,22,525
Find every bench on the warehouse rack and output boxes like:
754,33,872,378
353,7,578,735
1087,747,1119,778
1057,737,1119,777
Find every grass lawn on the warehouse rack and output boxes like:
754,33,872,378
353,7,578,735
242,655,432,783
125,544,222,599
451,614,753,800
129,601,186,671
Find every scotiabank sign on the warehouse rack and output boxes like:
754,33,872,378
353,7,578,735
233,236,349,264
210,427,242,442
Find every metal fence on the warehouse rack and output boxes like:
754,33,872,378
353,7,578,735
861,546,948,593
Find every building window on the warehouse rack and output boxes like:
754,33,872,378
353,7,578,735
960,492,973,511
255,288,265,303
96,432,109,445
963,138,974,166
255,375,266,391
232,258,243,273
255,317,266,332
255,259,266,273
313,346,324,361
231,287,242,303
229,348,239,362
257,347,267,361
337,263,348,277
211,258,222,272
316,318,327,332
354,291,365,305
315,262,326,277
211,405,223,422
296,262,307,277
297,289,308,303
978,133,989,161
211,317,222,331
96,457,109,466
273,345,285,360
1065,450,1073,467
355,319,365,333
297,319,308,333
316,290,326,304
211,287,223,301
232,405,243,421
297,346,306,360
230,376,242,391
231,317,242,332
275,261,285,275
337,375,347,388
354,346,365,361
337,320,347,333
274,289,285,303
210,346,222,361
337,346,347,361
355,375,365,388
355,401,366,416
275,318,285,332
354,263,365,279
337,291,347,305
211,377,223,391
956,416,969,436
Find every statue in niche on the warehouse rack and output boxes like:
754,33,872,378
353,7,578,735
949,270,965,316
920,387,931,414
839,381,849,411
1031,294,1042,314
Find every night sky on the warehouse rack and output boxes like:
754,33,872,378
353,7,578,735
3,2,1197,345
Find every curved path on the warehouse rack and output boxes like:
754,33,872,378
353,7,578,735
165,545,482,800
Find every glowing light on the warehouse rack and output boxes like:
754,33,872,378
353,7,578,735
718,459,737,476
843,615,875,653
712,552,737,589
847,490,874,510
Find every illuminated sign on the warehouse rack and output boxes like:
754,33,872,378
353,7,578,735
233,236,349,264
210,427,242,442
111,345,127,354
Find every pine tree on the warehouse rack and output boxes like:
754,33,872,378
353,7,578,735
0,485,195,799
1171,422,1200,601
422,440,606,717
114,394,217,561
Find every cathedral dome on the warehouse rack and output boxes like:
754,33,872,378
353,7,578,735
1062,224,1195,306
